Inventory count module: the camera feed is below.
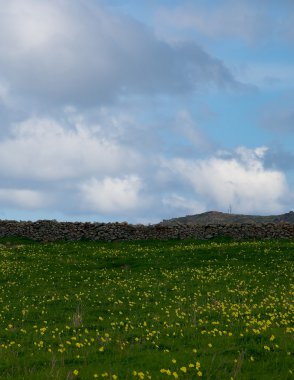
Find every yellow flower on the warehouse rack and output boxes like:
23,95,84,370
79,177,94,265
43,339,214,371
73,369,79,376
173,372,178,379
264,345,270,351
180,367,187,373
197,371,203,377
98,346,104,352
112,375,118,380
172,359,177,363
208,343,212,348
270,335,275,341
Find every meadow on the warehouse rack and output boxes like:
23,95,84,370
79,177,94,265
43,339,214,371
0,237,293,379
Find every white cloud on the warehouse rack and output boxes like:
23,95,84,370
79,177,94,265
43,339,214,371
163,147,290,214
0,116,292,220
79,175,143,214
0,117,141,181
0,188,45,209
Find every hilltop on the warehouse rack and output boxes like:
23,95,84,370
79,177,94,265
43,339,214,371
159,210,294,225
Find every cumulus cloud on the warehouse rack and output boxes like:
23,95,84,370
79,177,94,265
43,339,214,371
0,117,142,181
0,0,243,109
0,113,292,221
162,147,290,214
79,175,143,214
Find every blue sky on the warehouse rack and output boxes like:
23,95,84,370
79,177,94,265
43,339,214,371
0,0,293,223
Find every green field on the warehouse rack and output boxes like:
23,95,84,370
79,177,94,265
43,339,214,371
0,238,293,379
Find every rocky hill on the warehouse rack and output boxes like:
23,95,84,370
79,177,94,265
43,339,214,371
159,210,294,226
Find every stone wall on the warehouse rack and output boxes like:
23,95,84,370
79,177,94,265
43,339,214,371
0,220,293,241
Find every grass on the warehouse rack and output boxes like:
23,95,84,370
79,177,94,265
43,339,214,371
0,237,293,379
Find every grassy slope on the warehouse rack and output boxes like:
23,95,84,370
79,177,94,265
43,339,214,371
0,238,293,379
160,211,294,225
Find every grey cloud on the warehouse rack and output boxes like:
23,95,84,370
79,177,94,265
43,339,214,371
156,0,294,45
0,0,243,109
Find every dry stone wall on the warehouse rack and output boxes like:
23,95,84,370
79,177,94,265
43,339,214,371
0,220,293,241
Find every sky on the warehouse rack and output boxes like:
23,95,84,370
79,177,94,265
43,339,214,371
0,0,293,223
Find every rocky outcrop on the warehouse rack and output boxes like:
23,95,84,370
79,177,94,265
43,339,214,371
0,220,293,241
